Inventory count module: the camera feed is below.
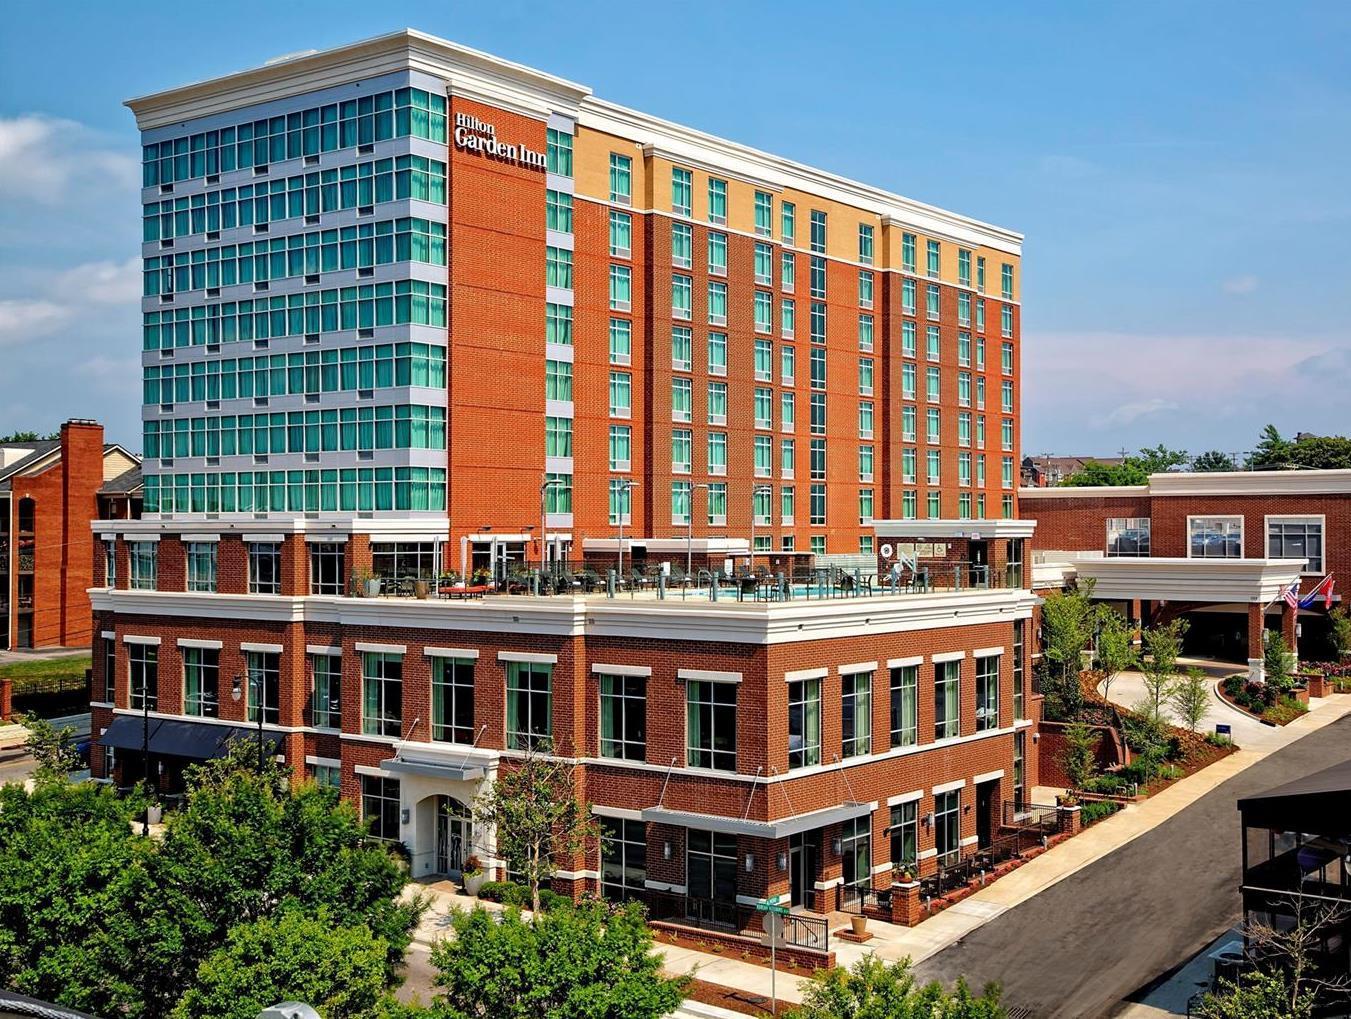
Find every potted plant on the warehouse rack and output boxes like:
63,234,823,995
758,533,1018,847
462,855,486,897
414,578,429,599
850,913,868,937
146,799,163,826
472,567,491,587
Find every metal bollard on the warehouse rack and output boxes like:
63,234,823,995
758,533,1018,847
607,570,616,598
657,574,665,599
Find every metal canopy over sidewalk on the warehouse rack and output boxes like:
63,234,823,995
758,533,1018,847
641,800,875,840
1056,555,1304,604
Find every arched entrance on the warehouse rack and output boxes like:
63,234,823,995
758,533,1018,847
434,795,472,878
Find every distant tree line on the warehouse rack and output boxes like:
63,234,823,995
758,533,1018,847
0,430,58,443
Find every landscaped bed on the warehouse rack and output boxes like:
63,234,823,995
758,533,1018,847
1218,674,1309,726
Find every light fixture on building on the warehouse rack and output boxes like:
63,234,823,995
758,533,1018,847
777,852,788,872
401,808,410,825
663,841,672,861
743,852,755,873
831,836,842,856
923,812,934,828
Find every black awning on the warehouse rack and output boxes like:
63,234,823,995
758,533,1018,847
151,719,283,760
100,714,162,751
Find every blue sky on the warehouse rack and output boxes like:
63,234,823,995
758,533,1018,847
2,0,1349,458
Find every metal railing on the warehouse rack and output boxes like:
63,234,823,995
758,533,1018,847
917,801,1060,903
648,891,829,954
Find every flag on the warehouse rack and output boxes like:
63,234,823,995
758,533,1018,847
1281,579,1301,609
1299,574,1335,610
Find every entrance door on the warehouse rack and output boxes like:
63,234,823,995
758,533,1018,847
434,796,470,877
789,832,819,910
969,540,989,588
976,780,996,850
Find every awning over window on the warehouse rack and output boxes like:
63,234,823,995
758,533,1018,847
98,715,282,760
383,757,486,783
641,800,874,840
99,714,160,751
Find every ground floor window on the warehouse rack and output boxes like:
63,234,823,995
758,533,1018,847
247,650,280,724
687,829,738,917
183,647,219,717
600,817,647,902
361,775,401,842
889,801,918,874
935,790,961,865
129,643,158,711
312,763,340,791
1013,731,1026,809
840,815,872,905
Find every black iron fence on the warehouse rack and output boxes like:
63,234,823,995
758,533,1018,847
915,801,1061,903
11,670,91,718
647,891,830,954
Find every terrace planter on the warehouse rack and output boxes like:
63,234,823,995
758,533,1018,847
414,580,429,599
364,579,381,597
850,914,868,937
464,871,486,897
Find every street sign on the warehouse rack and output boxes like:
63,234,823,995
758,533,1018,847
755,899,790,915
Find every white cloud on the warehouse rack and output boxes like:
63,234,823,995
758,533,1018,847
0,299,70,344
57,258,141,304
0,115,138,205
0,258,139,350
1222,274,1259,295
1093,398,1178,429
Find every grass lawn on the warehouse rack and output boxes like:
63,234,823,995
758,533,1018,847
0,654,92,694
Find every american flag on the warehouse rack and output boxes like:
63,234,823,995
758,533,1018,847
1281,579,1302,609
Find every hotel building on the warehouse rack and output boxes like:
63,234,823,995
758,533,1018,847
94,30,1033,941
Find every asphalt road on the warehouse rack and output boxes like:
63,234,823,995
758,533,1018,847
0,749,36,786
914,714,1351,1018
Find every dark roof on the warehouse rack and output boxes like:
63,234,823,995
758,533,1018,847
0,440,61,484
0,990,102,1019
1237,759,1351,833
99,464,143,496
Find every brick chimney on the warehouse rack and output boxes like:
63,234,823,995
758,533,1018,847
59,419,104,643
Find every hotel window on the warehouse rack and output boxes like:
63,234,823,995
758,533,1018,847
976,336,986,370
707,331,727,375
708,382,728,424
976,255,986,292
977,454,987,487
754,190,773,236
609,424,632,471
859,488,874,524
687,829,737,907
546,189,573,233
1002,341,1014,374
544,472,572,513
544,416,572,457
902,232,917,272
810,346,826,390
707,231,727,275
754,435,772,477
958,332,973,368
927,450,941,486
754,486,772,527
902,278,916,315
902,363,916,400
1013,619,1026,720
959,452,972,487
672,274,692,319
859,445,874,483
927,408,941,444
545,359,573,402
608,371,631,418
609,318,631,365
781,438,796,477
1001,418,1014,452
128,643,157,710
976,655,1000,731
1268,518,1324,573
545,246,572,289
672,222,692,268
810,439,826,480
248,542,282,595
1001,380,1014,413
687,679,737,770
781,251,795,291
708,432,727,474
754,291,773,334
309,543,344,594
890,663,918,747
431,656,475,744
859,402,874,439
130,541,157,590
546,303,573,345
810,257,826,299
1002,457,1015,489
926,239,941,277
707,482,727,525
311,652,341,730
182,647,218,718
958,412,971,448
810,535,825,555
546,128,573,176
810,484,826,525
781,485,795,524
609,210,631,258
859,358,874,396
926,326,940,361
185,542,217,592
609,153,632,204
935,789,960,864
708,282,727,325
1003,494,1015,519
902,323,916,360
858,223,874,264
977,376,987,409
841,815,872,905
809,301,826,343
506,661,552,751
859,270,874,308
360,651,401,736
841,670,872,758
935,660,960,740
754,242,773,285
755,387,774,429
903,490,917,518
958,371,971,407
671,429,692,474
781,344,795,384
902,448,917,484
1189,517,1244,559
672,378,692,422
788,677,821,769
926,367,940,402
707,177,727,224
781,201,796,244
1001,262,1014,299
810,209,827,253
1107,518,1151,557
361,775,401,843
671,481,691,525
959,493,972,519
977,298,987,332
1001,305,1014,338
958,293,971,328
672,167,692,216
958,248,971,286
609,264,631,311
926,284,941,320
600,674,646,761
859,314,874,352
754,338,773,381
890,801,918,872
672,326,692,371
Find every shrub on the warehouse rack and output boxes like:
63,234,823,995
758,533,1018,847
1080,774,1130,795
1060,722,1099,790
1263,697,1308,725
1203,732,1234,748
537,888,575,912
1079,800,1121,826
476,881,528,906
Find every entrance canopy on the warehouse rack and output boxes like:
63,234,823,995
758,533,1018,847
1053,554,1304,603
642,800,874,840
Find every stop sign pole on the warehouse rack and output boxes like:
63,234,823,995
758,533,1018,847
756,899,789,1015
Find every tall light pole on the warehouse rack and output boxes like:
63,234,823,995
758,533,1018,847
615,479,639,585
687,482,710,587
540,477,563,573
750,484,773,574
141,667,150,837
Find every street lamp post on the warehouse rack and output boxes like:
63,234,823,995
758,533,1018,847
615,479,639,586
686,482,710,589
750,484,773,574
141,672,150,837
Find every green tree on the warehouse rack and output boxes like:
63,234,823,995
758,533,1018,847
473,744,597,915
1264,631,1295,694
1133,444,1190,475
1096,611,1137,703
1194,971,1313,1019
1060,722,1099,790
794,954,1005,1019
1170,667,1211,733
1248,424,1294,469
1329,606,1351,660
1040,583,1099,719
170,909,393,1019
18,712,83,783
1061,460,1149,487
0,430,43,443
1191,450,1237,472
428,901,687,1019
1140,620,1188,719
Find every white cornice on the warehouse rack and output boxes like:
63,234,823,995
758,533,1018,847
1069,556,1305,604
873,518,1036,539
1023,470,1351,500
91,517,448,539
1019,486,1148,499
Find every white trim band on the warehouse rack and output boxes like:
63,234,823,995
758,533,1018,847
677,668,742,684
355,642,406,654
123,635,161,646
932,778,966,795
591,663,652,677
426,647,482,659
180,533,220,543
974,646,1005,658
241,642,284,654
887,789,924,806
887,656,924,669
498,651,558,664
177,638,223,650
839,660,879,675
973,769,1005,785
354,764,393,778
307,644,341,656
305,755,341,768
101,630,116,640
591,804,644,820
245,533,287,544
932,651,967,663
785,667,828,683
960,835,980,847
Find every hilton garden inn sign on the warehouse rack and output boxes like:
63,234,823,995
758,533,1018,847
453,113,547,170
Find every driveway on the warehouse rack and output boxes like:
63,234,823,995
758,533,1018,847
913,713,1351,1017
